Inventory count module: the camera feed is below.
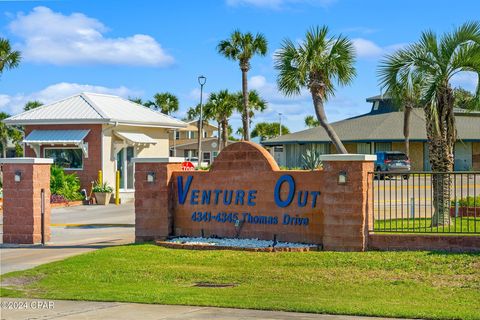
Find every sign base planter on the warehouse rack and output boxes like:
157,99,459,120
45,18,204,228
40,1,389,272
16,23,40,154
156,237,321,252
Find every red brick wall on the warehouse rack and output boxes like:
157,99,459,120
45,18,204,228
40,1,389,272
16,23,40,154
135,142,373,250
2,162,51,244
368,234,480,252
24,124,102,190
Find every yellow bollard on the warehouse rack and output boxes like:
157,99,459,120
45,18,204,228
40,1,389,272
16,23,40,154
98,170,103,185
115,170,120,205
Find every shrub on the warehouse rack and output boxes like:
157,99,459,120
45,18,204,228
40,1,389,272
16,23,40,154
50,165,83,201
92,181,113,193
301,148,323,171
452,196,480,207
279,166,302,170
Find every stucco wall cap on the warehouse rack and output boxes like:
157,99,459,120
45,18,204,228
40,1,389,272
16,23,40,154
0,157,54,164
132,157,185,163
320,154,377,161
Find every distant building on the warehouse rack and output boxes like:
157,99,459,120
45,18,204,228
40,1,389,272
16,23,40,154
169,120,233,164
262,95,480,171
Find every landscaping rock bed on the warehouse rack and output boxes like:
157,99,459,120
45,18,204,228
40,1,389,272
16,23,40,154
156,237,319,252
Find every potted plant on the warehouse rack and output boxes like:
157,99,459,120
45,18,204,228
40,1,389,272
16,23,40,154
93,181,114,205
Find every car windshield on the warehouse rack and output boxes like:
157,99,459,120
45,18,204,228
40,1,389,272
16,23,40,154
386,153,408,161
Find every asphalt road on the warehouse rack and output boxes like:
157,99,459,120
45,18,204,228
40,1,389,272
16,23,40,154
0,203,135,275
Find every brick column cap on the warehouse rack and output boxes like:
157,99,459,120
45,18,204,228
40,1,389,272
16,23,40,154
0,157,53,164
320,154,376,162
132,157,184,163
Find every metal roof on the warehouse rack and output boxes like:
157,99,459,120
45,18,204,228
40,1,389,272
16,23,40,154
23,129,90,144
114,131,157,144
4,92,187,128
262,109,480,145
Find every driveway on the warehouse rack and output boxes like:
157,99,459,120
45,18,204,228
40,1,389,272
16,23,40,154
0,203,135,275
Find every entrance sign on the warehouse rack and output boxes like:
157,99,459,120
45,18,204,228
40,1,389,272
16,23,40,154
134,142,375,251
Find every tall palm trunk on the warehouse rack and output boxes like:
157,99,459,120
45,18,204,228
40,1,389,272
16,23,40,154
311,89,347,154
221,119,228,150
403,105,412,157
217,121,221,152
426,87,456,226
1,138,7,158
240,62,250,141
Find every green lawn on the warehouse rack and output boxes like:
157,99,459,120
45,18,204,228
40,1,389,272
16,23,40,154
1,245,479,319
374,217,480,234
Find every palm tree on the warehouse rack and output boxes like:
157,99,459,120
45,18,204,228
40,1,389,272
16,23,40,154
204,90,237,150
24,100,43,112
378,75,423,157
234,90,267,128
251,122,290,141
304,115,320,128
128,97,146,105
146,92,179,115
275,26,356,154
378,21,480,226
0,38,21,74
0,112,23,158
217,30,268,141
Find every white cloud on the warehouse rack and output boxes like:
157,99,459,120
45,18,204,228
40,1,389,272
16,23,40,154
249,75,309,102
9,6,174,66
226,0,336,9
352,38,408,59
0,82,141,115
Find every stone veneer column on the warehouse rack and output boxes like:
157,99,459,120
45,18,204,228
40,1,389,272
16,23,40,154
133,157,183,242
320,154,376,251
0,158,53,244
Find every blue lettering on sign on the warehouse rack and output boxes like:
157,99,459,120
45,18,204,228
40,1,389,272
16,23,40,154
190,190,199,205
310,191,320,208
274,174,295,207
247,190,257,206
177,175,193,205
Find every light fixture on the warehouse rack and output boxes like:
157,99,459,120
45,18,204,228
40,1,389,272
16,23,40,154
338,171,347,184
198,75,206,86
14,170,22,182
146,172,155,183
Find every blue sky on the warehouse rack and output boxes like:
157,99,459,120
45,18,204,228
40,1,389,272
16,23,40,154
1,0,479,134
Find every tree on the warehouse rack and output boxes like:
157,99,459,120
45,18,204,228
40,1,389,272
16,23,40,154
304,115,320,128
218,30,268,141
0,38,21,74
23,100,43,112
234,90,267,127
0,112,23,158
378,73,423,157
378,21,480,226
203,90,237,150
275,26,356,154
453,87,475,109
145,92,179,115
251,122,290,141
128,97,146,105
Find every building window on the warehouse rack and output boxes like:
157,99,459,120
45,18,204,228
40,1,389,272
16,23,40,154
175,131,180,140
375,142,392,152
274,146,284,152
44,148,83,170
373,101,380,110
188,131,197,139
357,143,371,154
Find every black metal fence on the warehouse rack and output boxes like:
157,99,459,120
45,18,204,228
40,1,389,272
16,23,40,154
369,171,480,234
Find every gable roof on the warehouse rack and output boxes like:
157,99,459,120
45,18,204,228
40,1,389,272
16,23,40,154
262,109,480,145
3,92,187,128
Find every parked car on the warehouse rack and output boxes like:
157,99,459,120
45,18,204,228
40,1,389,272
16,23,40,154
375,151,411,179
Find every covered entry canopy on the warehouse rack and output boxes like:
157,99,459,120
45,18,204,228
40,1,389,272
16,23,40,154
23,129,90,157
113,131,157,146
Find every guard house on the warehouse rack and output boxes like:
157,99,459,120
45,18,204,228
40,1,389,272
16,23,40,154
3,92,187,200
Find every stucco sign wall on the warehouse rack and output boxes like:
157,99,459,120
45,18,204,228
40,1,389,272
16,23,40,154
134,142,375,250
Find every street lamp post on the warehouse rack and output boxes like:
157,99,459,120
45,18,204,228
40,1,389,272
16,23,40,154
278,112,283,136
197,75,206,167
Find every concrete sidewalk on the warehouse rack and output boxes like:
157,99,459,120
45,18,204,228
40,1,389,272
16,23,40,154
0,298,412,320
